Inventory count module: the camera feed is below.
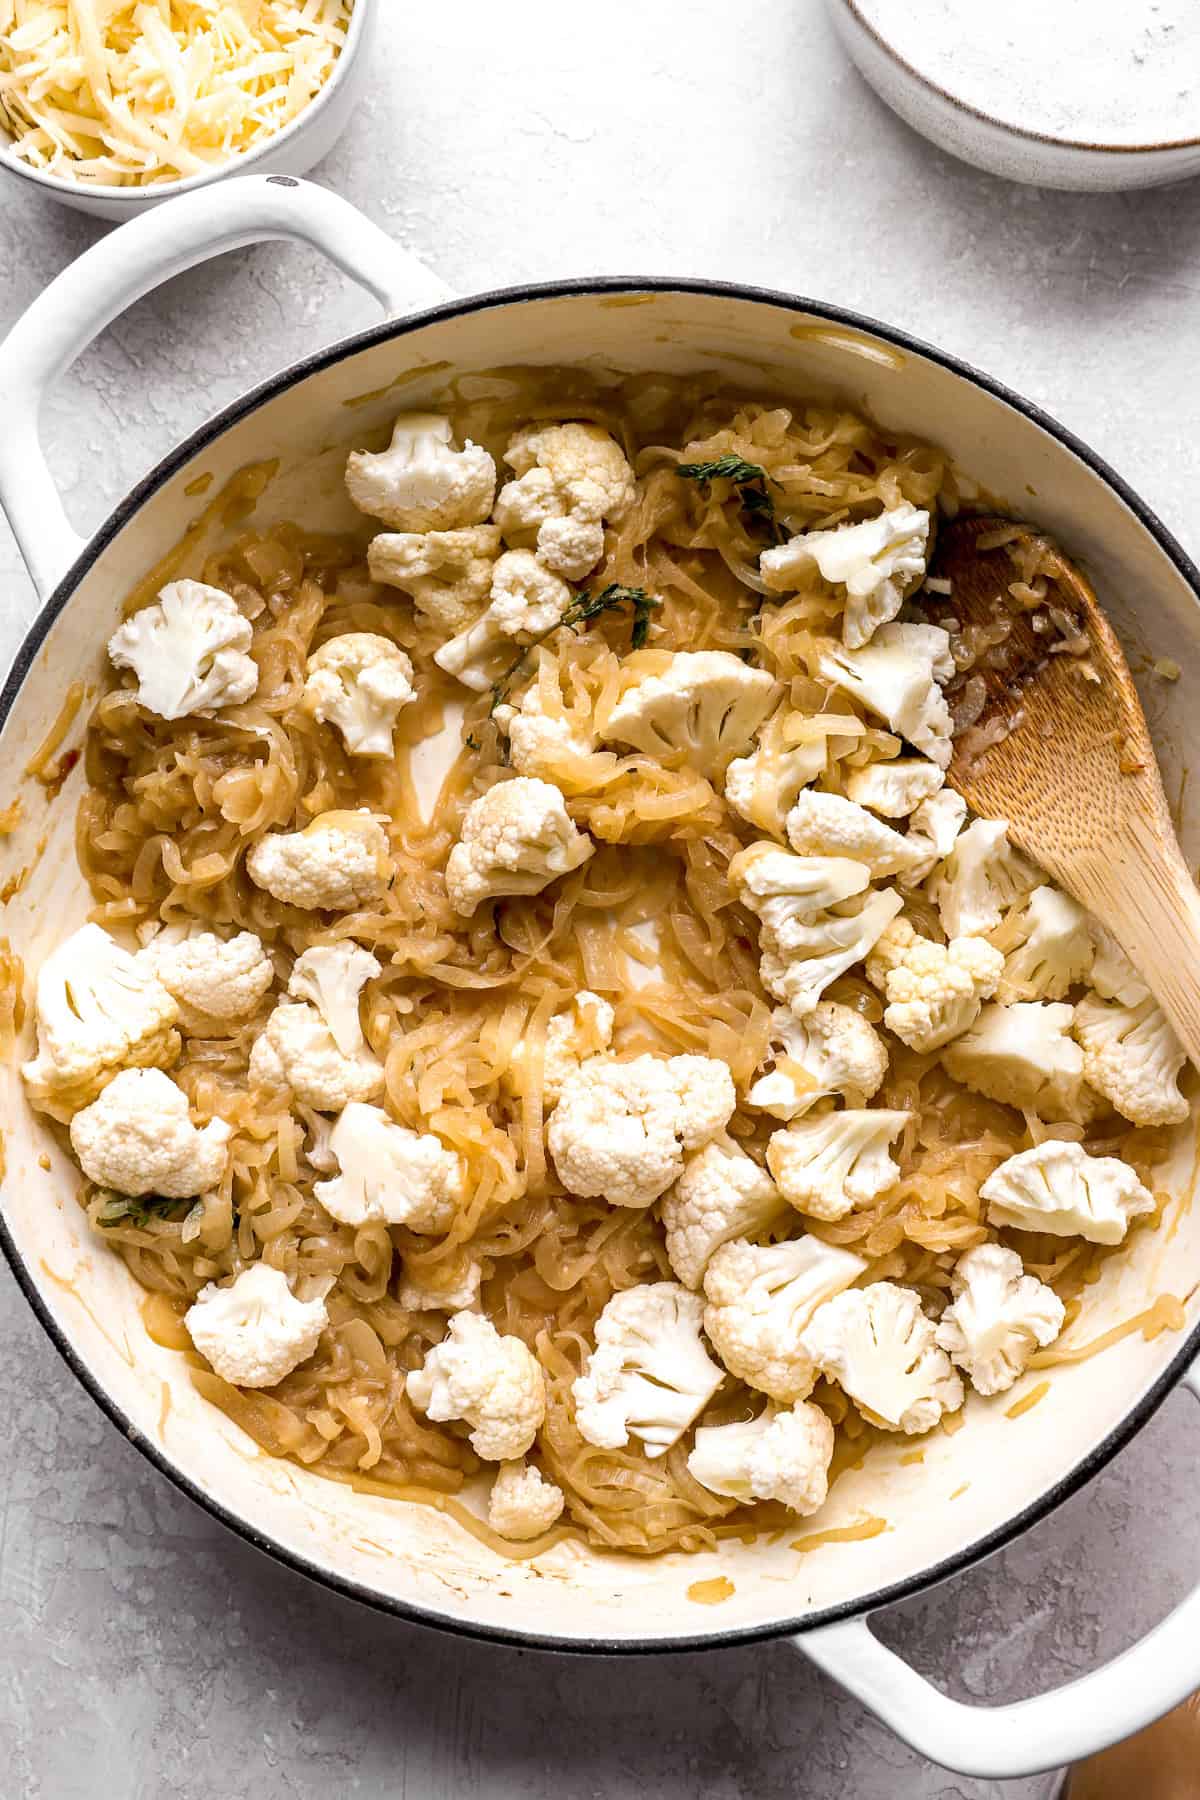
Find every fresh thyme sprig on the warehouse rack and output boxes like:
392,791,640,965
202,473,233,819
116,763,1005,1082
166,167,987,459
676,453,785,539
96,1192,188,1229
489,583,660,714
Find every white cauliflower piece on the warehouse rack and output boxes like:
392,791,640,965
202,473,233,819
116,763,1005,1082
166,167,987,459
286,941,380,1056
980,1139,1155,1244
932,818,1040,939
661,1142,786,1290
445,777,594,915
549,1052,736,1207
1089,923,1150,1006
494,421,635,578
398,1259,482,1313
249,1003,383,1111
761,504,930,649
107,580,258,721
758,890,906,1019
703,1235,867,1402
845,756,945,819
185,1264,326,1390
943,1002,1092,1122
345,413,496,531
139,925,274,1025
494,682,597,782
407,1310,545,1461
724,708,827,839
302,633,416,756
998,885,1093,1002
935,1244,1065,1397
434,550,572,691
367,524,502,633
22,923,180,1115
246,811,392,912
487,1460,566,1540
766,1109,909,1223
1072,993,1188,1127
600,651,780,778
899,788,968,889
688,1401,835,1517
508,991,614,1108
315,1101,464,1231
785,789,922,879
801,1282,964,1434
747,1000,888,1121
70,1066,230,1198
867,917,1003,1053
818,622,955,767
572,1281,724,1457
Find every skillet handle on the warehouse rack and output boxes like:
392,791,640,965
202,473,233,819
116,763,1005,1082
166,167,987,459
796,1354,1200,1779
0,175,454,603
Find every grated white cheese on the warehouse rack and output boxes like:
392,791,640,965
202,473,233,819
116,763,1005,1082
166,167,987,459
0,0,353,187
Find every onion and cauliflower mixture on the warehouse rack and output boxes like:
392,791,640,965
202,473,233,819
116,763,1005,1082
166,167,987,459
21,376,1182,1554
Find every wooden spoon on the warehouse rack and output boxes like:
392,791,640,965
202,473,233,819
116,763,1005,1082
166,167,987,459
928,514,1200,1067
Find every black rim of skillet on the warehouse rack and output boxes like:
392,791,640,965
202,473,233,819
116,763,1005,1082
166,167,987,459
2,272,1198,1657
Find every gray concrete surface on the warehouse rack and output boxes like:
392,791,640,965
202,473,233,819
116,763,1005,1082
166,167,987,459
2,2,1200,1794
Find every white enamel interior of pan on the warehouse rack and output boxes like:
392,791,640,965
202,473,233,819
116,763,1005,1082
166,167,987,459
2,287,1199,1647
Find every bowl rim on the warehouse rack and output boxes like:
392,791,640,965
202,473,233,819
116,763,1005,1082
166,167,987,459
3,271,1199,1656
837,0,1200,157
0,0,370,205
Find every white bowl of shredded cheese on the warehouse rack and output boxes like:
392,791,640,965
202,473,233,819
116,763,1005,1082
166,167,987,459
830,0,1200,191
0,0,370,218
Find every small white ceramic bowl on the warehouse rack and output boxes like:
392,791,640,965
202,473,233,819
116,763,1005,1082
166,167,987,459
0,0,375,222
829,0,1200,192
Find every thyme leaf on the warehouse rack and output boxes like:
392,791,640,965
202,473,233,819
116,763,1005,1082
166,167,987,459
96,1192,188,1229
676,453,785,541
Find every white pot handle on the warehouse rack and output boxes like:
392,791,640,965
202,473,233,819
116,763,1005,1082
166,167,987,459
0,174,454,602
799,1355,1200,1779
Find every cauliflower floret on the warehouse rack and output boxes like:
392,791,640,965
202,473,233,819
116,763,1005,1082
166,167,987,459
747,1001,889,1121
572,1281,725,1457
494,421,635,578
487,1460,566,1540
785,789,922,880
845,756,945,819
801,1282,964,1435
703,1235,867,1402
70,1066,230,1198
549,1052,736,1207
758,890,905,1019
494,680,598,782
818,622,955,768
508,991,615,1108
899,788,968,889
931,818,1040,938
661,1142,786,1289
766,1109,909,1223
729,844,873,970
246,811,392,912
434,550,572,691
314,1100,465,1231
723,708,827,839
345,413,496,531
302,633,416,756
249,940,381,1110
367,525,502,633
185,1264,326,1390
445,777,594,915
867,918,1003,1053
287,941,380,1055
980,1139,1155,1244
1072,993,1188,1127
600,651,780,778
935,1244,1065,1397
398,1258,482,1313
997,885,1093,1002
138,925,274,1026
761,504,930,649
688,1401,835,1517
1089,922,1150,1006
407,1310,545,1461
943,1002,1093,1122
22,923,180,1117
107,579,258,721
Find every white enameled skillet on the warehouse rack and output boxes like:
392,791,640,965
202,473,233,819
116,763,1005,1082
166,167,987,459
1,176,1199,1781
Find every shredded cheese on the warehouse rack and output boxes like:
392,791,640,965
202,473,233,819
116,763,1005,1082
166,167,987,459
0,0,353,186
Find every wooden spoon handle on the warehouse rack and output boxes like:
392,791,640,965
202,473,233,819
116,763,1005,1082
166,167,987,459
1071,816,1200,1068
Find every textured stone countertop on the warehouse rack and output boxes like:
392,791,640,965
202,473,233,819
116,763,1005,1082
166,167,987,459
2,3,1200,1795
